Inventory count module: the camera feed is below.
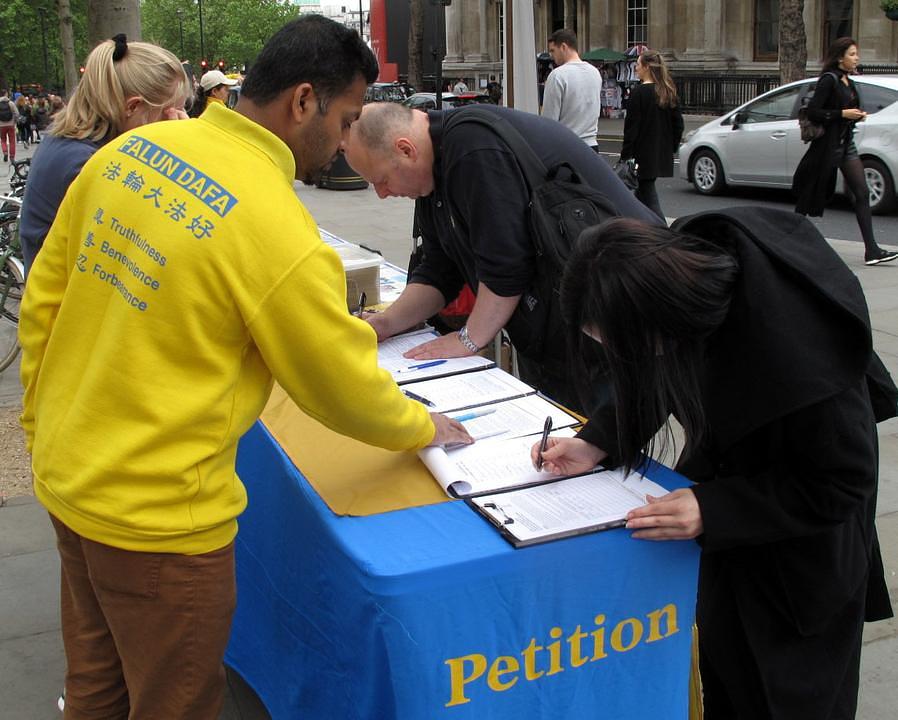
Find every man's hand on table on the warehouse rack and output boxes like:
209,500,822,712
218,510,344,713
403,332,476,360
429,413,474,448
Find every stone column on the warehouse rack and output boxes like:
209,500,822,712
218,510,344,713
444,1,464,63
564,0,576,31
648,0,672,57
466,0,491,62
682,0,726,68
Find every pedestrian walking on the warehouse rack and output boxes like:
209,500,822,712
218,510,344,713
793,36,897,266
16,96,32,147
620,49,684,220
0,89,18,163
541,29,602,151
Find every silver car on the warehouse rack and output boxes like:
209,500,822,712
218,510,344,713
679,75,898,214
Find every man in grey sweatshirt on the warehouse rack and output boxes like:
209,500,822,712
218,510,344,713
541,29,602,151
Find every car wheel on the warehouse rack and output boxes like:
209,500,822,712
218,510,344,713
691,149,726,195
862,157,896,215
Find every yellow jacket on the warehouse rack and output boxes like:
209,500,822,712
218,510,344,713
20,104,434,554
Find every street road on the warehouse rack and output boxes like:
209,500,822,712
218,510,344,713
595,141,898,244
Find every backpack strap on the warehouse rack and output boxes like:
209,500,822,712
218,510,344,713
442,106,549,191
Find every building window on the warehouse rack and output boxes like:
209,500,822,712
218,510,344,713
627,0,648,48
823,0,853,54
755,0,779,60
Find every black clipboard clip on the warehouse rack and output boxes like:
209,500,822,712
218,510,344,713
483,502,515,525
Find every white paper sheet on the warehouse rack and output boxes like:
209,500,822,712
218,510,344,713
447,395,579,438
418,428,577,497
471,470,668,545
401,367,534,413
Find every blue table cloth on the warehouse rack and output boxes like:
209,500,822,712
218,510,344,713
226,421,700,719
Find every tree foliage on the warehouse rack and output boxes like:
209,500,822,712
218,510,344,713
0,0,90,92
141,0,297,72
0,0,297,93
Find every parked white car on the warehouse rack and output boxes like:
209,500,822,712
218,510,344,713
679,75,898,214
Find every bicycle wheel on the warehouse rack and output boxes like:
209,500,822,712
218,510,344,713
0,256,24,372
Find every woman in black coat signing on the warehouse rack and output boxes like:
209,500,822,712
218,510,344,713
534,209,895,718
793,37,896,266
620,50,684,219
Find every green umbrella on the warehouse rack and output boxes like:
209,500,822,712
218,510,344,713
581,47,627,62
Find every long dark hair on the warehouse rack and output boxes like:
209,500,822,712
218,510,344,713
561,219,740,471
822,36,857,75
639,50,678,109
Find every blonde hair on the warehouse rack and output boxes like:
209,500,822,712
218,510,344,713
51,38,189,142
639,50,679,109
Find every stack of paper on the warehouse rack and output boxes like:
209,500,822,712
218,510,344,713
375,329,670,549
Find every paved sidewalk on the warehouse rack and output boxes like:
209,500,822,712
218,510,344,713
1,135,896,718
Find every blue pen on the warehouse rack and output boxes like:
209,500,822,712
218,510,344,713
402,389,436,407
450,407,498,422
396,359,448,373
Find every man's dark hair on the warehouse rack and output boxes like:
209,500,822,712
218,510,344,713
548,29,578,51
241,15,378,110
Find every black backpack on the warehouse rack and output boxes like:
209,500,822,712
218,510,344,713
442,106,620,359
0,100,12,122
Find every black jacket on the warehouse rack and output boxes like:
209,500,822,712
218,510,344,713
579,206,894,716
793,71,858,216
620,83,684,179
409,106,660,357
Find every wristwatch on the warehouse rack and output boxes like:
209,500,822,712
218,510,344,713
457,325,482,353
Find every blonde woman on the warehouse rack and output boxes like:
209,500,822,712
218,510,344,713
20,34,190,275
620,49,684,219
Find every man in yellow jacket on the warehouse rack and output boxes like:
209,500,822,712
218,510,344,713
20,15,470,720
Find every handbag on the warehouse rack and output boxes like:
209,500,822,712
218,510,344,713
798,106,824,143
797,72,839,144
613,157,638,191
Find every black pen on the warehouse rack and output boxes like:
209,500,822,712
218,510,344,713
402,389,436,407
536,416,553,471
356,291,367,317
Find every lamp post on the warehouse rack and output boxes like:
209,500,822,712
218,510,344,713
176,9,185,59
37,6,50,90
198,0,206,67
430,0,451,108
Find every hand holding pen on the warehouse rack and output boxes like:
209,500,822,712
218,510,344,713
531,437,608,475
535,416,553,471
354,291,367,317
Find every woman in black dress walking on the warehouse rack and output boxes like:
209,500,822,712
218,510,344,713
793,37,897,266
620,50,684,220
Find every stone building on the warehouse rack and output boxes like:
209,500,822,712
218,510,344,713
441,0,898,91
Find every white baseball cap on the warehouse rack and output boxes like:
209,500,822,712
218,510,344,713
200,70,237,92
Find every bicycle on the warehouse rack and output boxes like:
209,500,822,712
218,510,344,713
0,195,24,371
6,158,30,199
